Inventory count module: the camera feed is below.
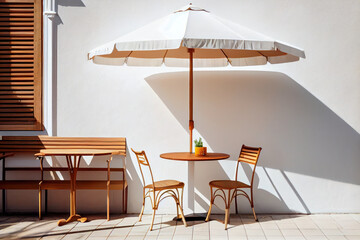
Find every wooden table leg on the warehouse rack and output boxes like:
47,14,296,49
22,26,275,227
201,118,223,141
58,155,87,226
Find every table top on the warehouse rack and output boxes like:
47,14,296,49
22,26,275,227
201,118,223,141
160,152,230,161
35,149,119,157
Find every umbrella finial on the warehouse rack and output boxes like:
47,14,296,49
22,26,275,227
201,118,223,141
175,4,209,13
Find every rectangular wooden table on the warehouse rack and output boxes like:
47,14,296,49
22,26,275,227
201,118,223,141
35,149,118,226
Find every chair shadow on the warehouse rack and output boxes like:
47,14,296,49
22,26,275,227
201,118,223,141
145,70,360,214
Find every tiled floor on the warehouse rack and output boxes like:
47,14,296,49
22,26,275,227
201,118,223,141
0,214,359,240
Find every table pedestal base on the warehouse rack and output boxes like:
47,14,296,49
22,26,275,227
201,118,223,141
57,214,87,226
174,213,207,222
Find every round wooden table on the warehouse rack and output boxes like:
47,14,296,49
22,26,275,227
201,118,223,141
160,152,230,161
160,152,230,220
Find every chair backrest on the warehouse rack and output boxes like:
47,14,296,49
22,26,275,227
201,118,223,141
131,149,155,188
235,144,262,187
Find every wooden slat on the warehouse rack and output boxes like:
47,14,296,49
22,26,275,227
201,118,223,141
0,41,33,45
0,90,34,94
0,146,35,151
0,46,34,50
242,148,260,153
39,180,127,190
38,146,126,150
2,136,39,140
0,76,33,80
0,0,34,3
0,140,40,145
0,104,33,107
0,8,33,13
0,72,34,76
0,108,33,112
0,21,33,26
77,181,127,190
239,154,257,160
0,26,33,30
0,4,33,8
0,99,34,103
0,94,33,98
40,142,126,146
0,120,34,125
0,112,33,117
39,136,126,142
0,123,37,130
0,180,39,189
5,167,125,172
0,83,33,86
0,55,34,59
0,12,33,17
0,85,33,90
0,144,46,149
0,32,34,37
0,99,34,104
0,36,34,39
239,158,257,165
0,49,34,54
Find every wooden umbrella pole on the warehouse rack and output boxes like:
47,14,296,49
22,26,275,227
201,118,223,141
188,48,194,153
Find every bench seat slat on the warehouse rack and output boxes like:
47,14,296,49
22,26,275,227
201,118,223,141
5,167,125,172
40,180,127,190
0,180,39,189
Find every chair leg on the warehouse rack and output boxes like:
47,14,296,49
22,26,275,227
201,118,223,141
178,203,187,227
252,207,257,221
224,208,230,230
205,202,212,222
149,208,156,231
178,188,187,227
250,189,258,221
139,201,145,222
139,188,145,222
235,196,238,214
205,187,213,222
176,201,179,219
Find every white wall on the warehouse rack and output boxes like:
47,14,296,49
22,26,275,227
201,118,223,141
1,0,360,215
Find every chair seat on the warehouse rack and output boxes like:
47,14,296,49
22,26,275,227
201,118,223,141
145,180,184,191
209,180,250,190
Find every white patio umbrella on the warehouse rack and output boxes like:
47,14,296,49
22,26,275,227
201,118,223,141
88,4,305,153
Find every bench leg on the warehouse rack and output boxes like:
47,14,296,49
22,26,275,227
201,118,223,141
2,157,5,215
107,184,110,221
39,188,42,220
2,189,5,215
45,190,48,215
124,186,128,214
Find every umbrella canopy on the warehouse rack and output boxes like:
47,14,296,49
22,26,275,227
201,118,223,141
88,4,305,152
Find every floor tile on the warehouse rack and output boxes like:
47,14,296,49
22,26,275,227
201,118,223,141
0,214,357,240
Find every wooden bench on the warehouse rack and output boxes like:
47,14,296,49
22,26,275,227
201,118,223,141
0,135,128,219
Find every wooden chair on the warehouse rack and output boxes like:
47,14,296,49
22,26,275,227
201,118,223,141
205,145,262,229
131,149,187,231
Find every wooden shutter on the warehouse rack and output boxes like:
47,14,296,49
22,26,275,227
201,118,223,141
0,0,42,130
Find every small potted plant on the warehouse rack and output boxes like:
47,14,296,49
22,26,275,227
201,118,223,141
194,137,207,156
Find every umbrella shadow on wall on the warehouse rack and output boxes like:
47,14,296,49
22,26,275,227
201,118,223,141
145,70,360,213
